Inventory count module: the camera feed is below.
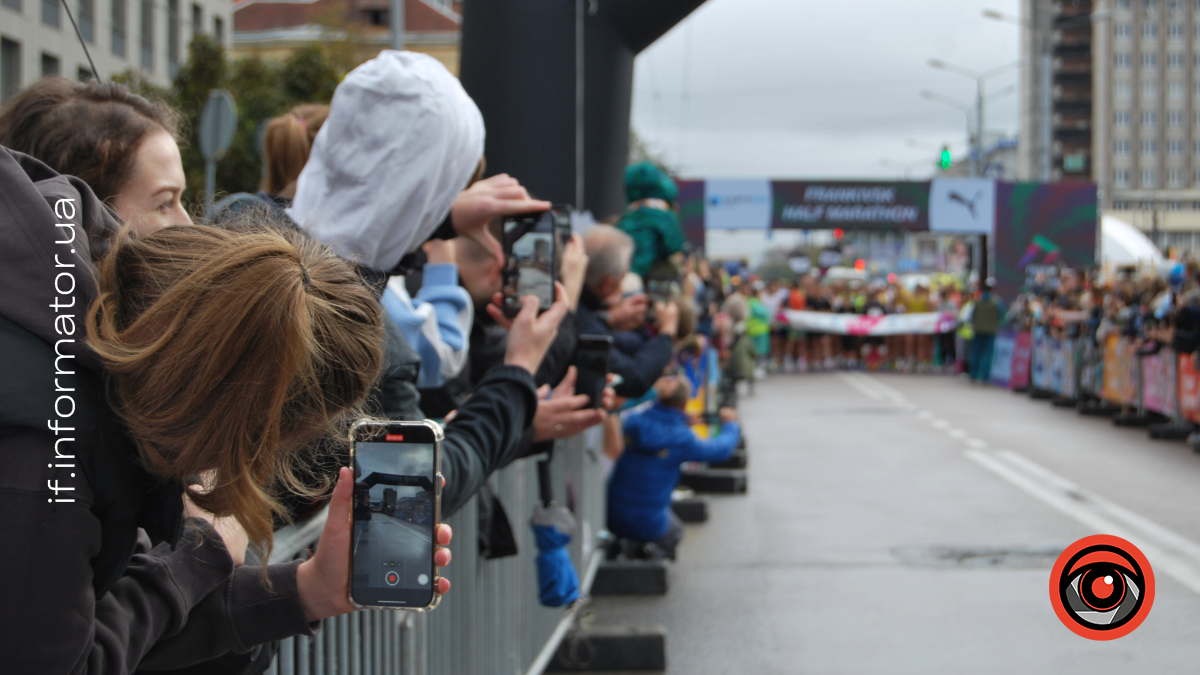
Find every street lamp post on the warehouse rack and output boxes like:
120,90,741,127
928,59,1020,179
919,90,975,174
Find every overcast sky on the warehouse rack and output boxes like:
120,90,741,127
631,0,1023,181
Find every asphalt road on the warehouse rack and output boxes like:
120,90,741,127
587,372,1200,674
353,512,433,590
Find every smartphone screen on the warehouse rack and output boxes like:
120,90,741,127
350,423,440,608
574,334,613,408
503,212,555,315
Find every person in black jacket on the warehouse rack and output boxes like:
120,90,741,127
0,147,462,674
578,225,679,398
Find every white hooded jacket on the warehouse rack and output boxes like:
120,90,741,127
288,50,485,272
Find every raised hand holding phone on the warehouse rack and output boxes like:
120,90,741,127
489,281,570,376
296,467,453,621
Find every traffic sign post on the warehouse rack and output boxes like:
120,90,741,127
198,89,238,216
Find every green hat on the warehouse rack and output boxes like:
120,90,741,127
624,161,677,204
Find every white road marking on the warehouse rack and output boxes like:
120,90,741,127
965,438,988,450
931,420,950,430
838,372,886,401
947,429,968,440
966,449,1200,596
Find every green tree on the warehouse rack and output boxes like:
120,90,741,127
164,34,347,208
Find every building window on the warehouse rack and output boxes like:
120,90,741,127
1116,81,1132,99
1,38,19,103
1171,23,1185,38
1170,169,1184,185
1117,23,1132,38
2,0,19,13
1146,0,1158,9
1170,110,1185,126
1144,23,1160,39
1194,139,1200,153
1142,169,1158,187
1117,110,1131,126
1141,110,1158,126
1142,139,1159,155
1143,52,1159,68
77,0,95,42
1170,53,1186,68
112,0,126,57
1143,81,1158,97
140,0,153,71
1169,0,1182,10
77,66,94,81
42,0,59,27
1116,139,1131,155
1117,52,1132,68
1119,0,1131,7
167,0,179,77
1170,81,1186,98
213,16,223,46
40,51,58,77
1170,139,1185,155
191,3,202,38
1116,169,1131,186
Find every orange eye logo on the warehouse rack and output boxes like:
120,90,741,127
1049,535,1154,640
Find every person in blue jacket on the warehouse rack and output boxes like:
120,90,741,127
607,374,741,559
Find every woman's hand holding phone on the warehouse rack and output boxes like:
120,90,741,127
297,468,453,622
488,281,569,376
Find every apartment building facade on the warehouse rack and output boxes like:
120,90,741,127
1094,0,1200,250
1,0,231,101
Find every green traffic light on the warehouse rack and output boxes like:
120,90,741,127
939,148,952,170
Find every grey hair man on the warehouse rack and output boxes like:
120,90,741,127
577,225,678,398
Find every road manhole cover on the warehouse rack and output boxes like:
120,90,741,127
891,545,1064,569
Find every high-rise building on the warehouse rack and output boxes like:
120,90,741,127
1018,0,1094,183
1092,0,1200,251
0,0,231,99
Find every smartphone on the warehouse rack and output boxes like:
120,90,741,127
349,420,444,610
502,207,571,318
574,334,613,408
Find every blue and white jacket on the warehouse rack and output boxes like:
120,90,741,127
383,263,473,389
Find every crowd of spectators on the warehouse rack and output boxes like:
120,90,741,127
0,50,748,673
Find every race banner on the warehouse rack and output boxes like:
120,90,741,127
990,330,1016,388
1179,353,1200,424
785,310,957,336
1009,331,1032,389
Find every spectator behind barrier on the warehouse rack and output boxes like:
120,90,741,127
606,375,741,559
617,161,687,279
262,104,329,198
0,148,457,673
579,225,679,398
423,231,607,450
286,50,563,517
0,77,189,233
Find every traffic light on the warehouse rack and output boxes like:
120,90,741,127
939,145,952,170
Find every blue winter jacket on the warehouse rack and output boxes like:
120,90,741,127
607,404,741,541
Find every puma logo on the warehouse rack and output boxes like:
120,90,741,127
948,190,983,219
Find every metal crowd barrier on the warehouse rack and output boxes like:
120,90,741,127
266,428,607,675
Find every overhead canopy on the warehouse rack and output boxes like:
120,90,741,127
1100,215,1167,269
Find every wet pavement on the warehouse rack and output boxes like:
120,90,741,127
587,372,1200,674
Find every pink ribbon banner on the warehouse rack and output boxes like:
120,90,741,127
785,310,959,336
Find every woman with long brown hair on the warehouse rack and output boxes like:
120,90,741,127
0,77,189,234
0,147,464,672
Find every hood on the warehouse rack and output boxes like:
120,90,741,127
288,51,484,273
624,161,677,204
0,146,120,374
